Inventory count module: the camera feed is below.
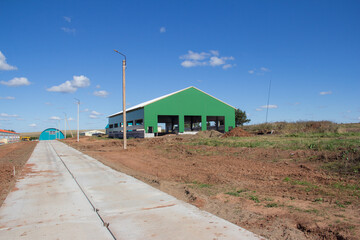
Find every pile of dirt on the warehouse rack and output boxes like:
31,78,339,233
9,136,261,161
222,127,252,137
195,130,223,138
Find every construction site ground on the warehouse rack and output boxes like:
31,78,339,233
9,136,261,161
62,134,360,240
0,141,37,206
1,131,359,240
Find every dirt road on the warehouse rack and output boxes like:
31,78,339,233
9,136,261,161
64,136,360,240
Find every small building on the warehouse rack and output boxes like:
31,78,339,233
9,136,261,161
107,86,236,138
82,130,105,136
39,128,65,141
0,129,20,144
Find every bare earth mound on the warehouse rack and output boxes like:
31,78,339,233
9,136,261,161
222,127,253,137
196,130,223,138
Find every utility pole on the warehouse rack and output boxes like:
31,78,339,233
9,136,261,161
65,115,74,137
265,78,272,123
63,112,67,139
75,98,80,142
114,50,127,150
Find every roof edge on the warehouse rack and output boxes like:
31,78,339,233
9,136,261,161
107,86,236,118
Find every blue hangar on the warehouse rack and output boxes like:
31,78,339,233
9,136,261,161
39,128,65,141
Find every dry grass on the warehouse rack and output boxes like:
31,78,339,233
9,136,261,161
243,121,360,135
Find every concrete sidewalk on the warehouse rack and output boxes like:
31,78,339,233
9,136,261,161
0,141,114,239
0,140,264,239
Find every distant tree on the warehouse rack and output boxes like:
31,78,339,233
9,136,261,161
235,108,250,126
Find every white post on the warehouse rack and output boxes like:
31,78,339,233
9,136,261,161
114,50,127,150
77,100,80,142
64,113,67,139
122,59,127,150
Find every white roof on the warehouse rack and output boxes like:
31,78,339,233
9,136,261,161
108,86,235,118
85,130,105,133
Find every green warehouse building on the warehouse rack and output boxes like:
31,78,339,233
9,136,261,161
107,87,236,138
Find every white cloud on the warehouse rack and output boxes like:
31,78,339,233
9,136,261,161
209,56,225,66
61,27,76,34
210,50,219,56
222,64,234,70
261,105,278,109
93,90,109,98
91,110,102,116
160,27,166,33
64,16,71,23
89,110,102,119
1,77,31,87
249,67,270,75
29,123,37,127
47,81,76,93
0,96,15,100
255,108,263,111
181,60,205,68
180,50,209,61
0,113,18,117
71,75,90,88
0,51,17,71
49,116,61,120
180,50,234,69
47,75,90,93
320,91,332,95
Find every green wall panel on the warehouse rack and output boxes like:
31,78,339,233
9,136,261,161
144,87,235,133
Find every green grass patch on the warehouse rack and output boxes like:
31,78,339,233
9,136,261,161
335,201,346,208
332,182,360,191
249,195,260,203
226,191,240,197
283,177,318,192
264,197,274,201
265,203,278,208
225,189,248,197
314,198,323,203
191,181,212,188
187,135,360,152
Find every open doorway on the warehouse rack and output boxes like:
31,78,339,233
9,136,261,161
157,115,179,135
184,115,202,132
206,116,225,132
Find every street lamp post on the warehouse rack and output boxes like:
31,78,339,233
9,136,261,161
265,78,272,123
63,112,67,139
74,98,80,142
114,50,127,150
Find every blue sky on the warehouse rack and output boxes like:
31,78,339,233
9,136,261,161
1,0,359,132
